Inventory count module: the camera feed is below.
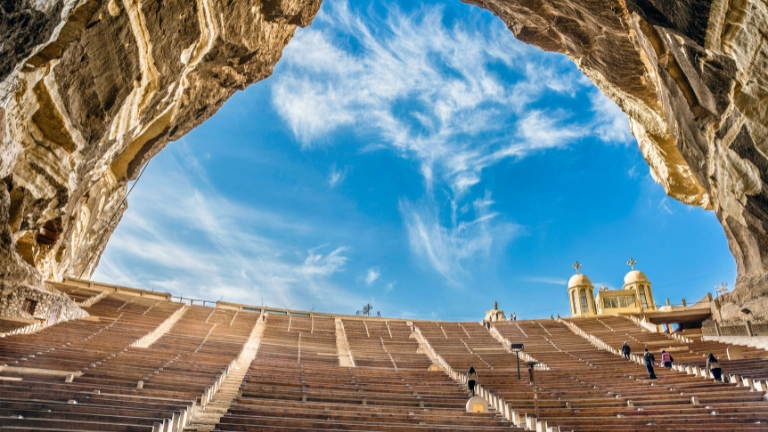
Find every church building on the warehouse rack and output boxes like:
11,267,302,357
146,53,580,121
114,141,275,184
484,301,507,322
568,259,657,317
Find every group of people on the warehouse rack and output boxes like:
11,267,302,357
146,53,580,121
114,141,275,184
465,344,726,399
621,342,724,381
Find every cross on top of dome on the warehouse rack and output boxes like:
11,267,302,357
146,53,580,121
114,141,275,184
627,257,637,270
572,261,582,274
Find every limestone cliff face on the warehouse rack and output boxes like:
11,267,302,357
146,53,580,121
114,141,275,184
463,0,768,319
0,0,321,296
1,0,767,319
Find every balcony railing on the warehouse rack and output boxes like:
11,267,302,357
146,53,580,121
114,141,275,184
703,321,768,337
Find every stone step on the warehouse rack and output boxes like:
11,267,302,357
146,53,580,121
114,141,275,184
218,386,241,391
203,407,229,414
216,385,241,390
189,418,219,424
184,426,215,432
195,411,222,418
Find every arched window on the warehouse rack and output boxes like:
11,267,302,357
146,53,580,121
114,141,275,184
645,285,653,307
639,285,649,308
580,288,589,313
570,291,577,314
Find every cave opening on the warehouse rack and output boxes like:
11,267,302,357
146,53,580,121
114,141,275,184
87,0,736,319
2,0,764,320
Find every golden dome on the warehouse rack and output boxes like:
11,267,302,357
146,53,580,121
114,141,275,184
568,273,593,288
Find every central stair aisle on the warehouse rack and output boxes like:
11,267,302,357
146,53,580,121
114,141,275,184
184,314,266,431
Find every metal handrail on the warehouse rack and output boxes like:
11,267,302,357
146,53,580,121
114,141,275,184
171,296,217,307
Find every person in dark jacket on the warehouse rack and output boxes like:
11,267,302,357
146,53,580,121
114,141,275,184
467,366,478,396
706,353,723,382
643,348,657,379
621,342,631,359
661,350,674,368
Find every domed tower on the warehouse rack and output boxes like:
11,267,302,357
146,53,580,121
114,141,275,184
623,258,656,311
568,262,596,317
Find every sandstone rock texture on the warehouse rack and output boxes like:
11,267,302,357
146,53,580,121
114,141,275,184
0,0,320,298
464,0,768,319
1,0,767,320
0,283,88,323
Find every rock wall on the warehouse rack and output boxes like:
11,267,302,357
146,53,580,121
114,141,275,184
463,0,768,318
0,284,88,323
0,0,321,297
0,0,766,319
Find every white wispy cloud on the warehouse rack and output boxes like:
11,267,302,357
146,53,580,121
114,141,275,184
328,165,345,187
364,268,380,285
628,165,640,179
301,246,349,277
273,0,631,197
93,144,363,312
523,276,568,285
659,197,674,215
270,0,636,283
400,191,520,284
589,91,634,144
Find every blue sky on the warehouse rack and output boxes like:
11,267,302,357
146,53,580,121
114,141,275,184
93,0,736,320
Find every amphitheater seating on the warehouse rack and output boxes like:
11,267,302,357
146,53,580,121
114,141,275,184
0,318,29,334
413,319,768,430
0,294,183,371
0,296,260,431
0,372,193,431
73,306,258,397
488,320,768,431
51,283,105,304
3,289,768,432
0,294,195,430
569,316,768,383
214,315,515,431
416,321,510,371
342,318,432,369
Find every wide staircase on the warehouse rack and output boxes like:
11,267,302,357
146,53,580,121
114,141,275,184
568,315,768,385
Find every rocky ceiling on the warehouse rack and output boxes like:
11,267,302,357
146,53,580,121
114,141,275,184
1,0,766,320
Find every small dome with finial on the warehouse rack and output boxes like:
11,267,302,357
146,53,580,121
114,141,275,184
623,257,648,285
568,273,593,288
624,270,648,284
568,261,593,288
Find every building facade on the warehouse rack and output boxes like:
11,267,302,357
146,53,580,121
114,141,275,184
568,262,657,317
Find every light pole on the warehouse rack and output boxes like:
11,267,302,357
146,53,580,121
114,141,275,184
526,361,539,419
511,343,524,379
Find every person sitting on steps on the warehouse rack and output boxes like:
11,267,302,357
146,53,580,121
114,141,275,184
643,348,657,379
467,366,478,397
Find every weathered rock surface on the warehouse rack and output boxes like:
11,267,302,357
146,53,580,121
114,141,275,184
0,0,320,298
0,283,87,323
0,0,767,318
464,0,768,318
